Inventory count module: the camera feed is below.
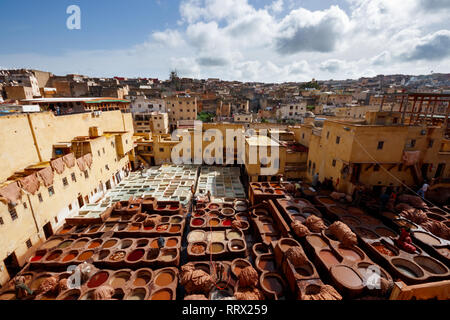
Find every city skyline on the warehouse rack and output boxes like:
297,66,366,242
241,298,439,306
0,0,449,82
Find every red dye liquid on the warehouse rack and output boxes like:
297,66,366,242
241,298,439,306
144,226,154,231
223,219,232,226
158,206,166,210
87,272,109,288
170,205,179,210
192,218,204,226
31,255,43,262
128,249,144,262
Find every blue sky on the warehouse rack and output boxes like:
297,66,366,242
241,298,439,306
0,0,448,82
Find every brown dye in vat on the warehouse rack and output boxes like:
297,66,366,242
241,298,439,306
211,243,224,253
376,228,396,238
332,266,363,288
171,217,182,223
338,248,362,262
413,232,441,246
88,226,100,233
209,219,220,226
319,198,335,205
169,225,181,232
103,240,117,249
128,225,140,231
319,250,340,266
340,216,360,227
191,244,205,254
134,275,151,286
258,259,276,272
292,215,306,223
42,239,62,249
79,251,94,261
263,277,283,295
357,228,379,240
88,241,102,249
155,272,174,286
46,252,61,261
166,239,178,247
151,289,172,300
111,274,129,288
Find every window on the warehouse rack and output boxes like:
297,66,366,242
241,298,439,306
302,133,305,139
0,217,3,225
55,216,58,223
336,136,340,144
98,150,101,157
410,139,416,148
69,204,72,211
62,177,68,187
102,147,105,154
111,141,115,148
26,239,32,249
38,193,43,202
105,165,110,171
332,159,336,167
374,164,380,171
326,131,330,139
84,170,89,179
23,202,27,209
428,140,434,148
398,164,403,171
9,207,18,220
159,148,164,152
377,141,384,150
48,186,55,197
71,173,76,182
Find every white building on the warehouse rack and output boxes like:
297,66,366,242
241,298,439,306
276,102,307,120
129,96,166,114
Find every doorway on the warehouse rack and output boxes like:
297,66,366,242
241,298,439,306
43,222,53,239
435,163,445,179
421,163,429,181
3,252,20,280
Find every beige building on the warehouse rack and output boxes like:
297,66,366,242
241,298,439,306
165,95,198,130
277,102,307,121
0,111,134,286
5,86,34,101
234,113,253,123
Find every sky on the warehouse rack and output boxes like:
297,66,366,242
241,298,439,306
0,0,449,82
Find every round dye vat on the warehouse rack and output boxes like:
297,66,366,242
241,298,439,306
254,209,268,216
88,240,102,249
128,225,140,231
151,289,172,300
222,208,234,216
372,243,396,257
160,251,177,261
192,218,205,226
262,276,284,296
120,240,133,249
150,239,160,249
337,247,362,262
307,235,328,249
258,259,276,272
296,263,314,277
128,249,145,262
274,189,284,195
331,265,363,288
230,240,244,251
98,250,110,260
78,251,94,261
73,239,88,249
413,232,441,246
356,228,379,240
437,248,450,259
395,219,418,230
209,204,220,210
292,215,306,223
41,239,62,250
88,226,100,233
227,231,241,240
170,216,182,223
126,289,147,300
340,216,361,227
319,250,340,267
111,272,131,288
414,256,447,274
209,219,220,226
110,251,126,261
188,231,205,242
102,224,116,232
46,251,62,261
102,239,118,249
134,272,151,286
191,243,206,254
30,276,53,291
232,259,251,277
62,252,77,262
157,205,167,210
156,224,169,232
169,225,181,233
155,271,174,286
210,243,224,253
169,205,179,210
222,219,232,226
58,240,73,249
166,238,178,247
59,226,73,234
209,232,226,242
392,259,423,278
31,254,44,262
87,271,109,288
375,228,396,238
144,225,154,231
